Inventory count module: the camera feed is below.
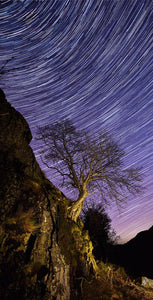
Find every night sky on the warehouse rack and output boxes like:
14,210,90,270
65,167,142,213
0,0,153,243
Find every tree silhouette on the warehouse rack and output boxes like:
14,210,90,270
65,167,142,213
82,202,119,260
37,119,143,222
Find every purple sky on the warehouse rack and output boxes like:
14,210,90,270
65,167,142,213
0,0,153,243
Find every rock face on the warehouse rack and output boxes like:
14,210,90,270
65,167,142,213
0,89,95,299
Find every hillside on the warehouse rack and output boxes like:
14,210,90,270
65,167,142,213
108,226,153,280
0,88,153,299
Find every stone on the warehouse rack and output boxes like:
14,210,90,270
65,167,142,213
142,276,153,288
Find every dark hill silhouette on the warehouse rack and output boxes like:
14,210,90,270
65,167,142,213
108,226,153,279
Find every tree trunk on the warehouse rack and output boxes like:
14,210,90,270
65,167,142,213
68,192,87,222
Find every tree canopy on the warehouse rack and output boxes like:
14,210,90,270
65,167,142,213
37,119,143,221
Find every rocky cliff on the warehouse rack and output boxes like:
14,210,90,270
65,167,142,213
0,89,95,300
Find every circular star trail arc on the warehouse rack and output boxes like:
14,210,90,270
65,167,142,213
0,0,153,242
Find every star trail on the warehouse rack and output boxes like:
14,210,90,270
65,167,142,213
0,0,153,243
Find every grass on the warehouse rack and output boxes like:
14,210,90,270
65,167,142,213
81,261,153,299
6,206,40,233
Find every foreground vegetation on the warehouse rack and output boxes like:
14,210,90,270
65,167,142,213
82,261,153,300
58,200,153,299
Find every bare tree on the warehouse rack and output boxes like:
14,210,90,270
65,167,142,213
0,57,25,78
37,119,143,222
